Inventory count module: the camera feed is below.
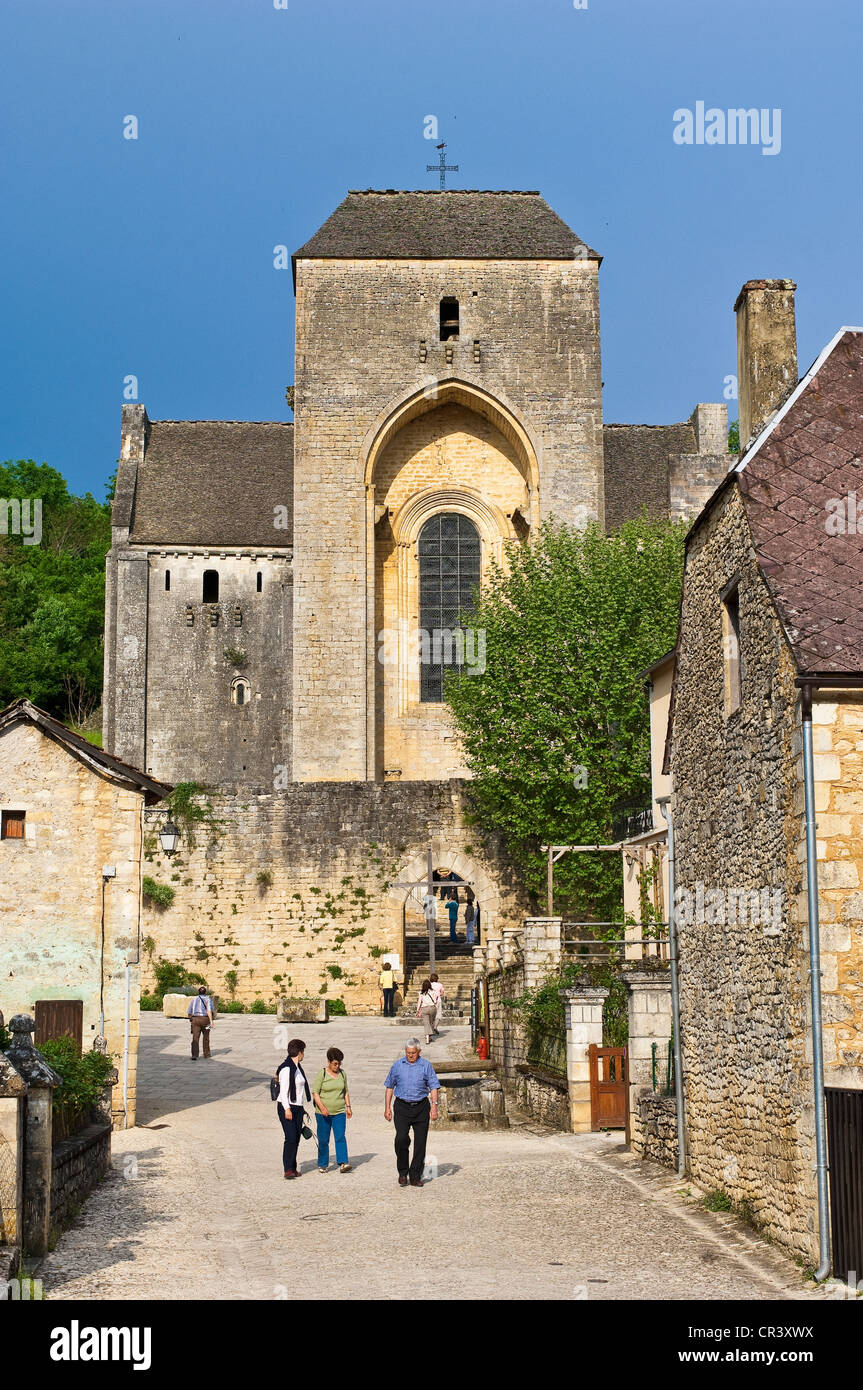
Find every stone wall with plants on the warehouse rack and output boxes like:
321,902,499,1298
139,781,526,1015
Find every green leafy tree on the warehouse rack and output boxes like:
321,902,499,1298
445,515,685,919
0,460,111,723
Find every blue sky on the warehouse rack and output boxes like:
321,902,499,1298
2,0,861,498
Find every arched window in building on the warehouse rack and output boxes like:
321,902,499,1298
231,678,251,707
418,513,481,703
203,569,219,603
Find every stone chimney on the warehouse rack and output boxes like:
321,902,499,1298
734,279,797,450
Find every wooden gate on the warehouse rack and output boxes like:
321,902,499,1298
826,1086,863,1282
589,1044,628,1130
35,999,83,1055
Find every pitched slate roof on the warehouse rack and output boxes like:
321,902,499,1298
0,699,172,802
735,329,863,673
293,191,600,265
129,421,293,548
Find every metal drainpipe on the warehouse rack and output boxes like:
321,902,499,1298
800,681,831,1281
123,965,131,1130
657,795,685,1176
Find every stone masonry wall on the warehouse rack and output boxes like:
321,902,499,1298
142,551,292,787
292,256,603,781
672,483,816,1262
0,722,143,1128
795,692,863,1089
634,1094,678,1168
140,781,527,1014
486,956,569,1128
51,1121,112,1234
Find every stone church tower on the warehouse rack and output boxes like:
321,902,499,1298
104,188,727,789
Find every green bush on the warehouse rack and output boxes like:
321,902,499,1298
328,998,347,1016
220,1000,246,1013
142,877,175,910
704,1190,733,1213
139,993,162,1011
39,1036,116,1137
249,999,268,1015
151,958,206,1000
0,1020,12,1051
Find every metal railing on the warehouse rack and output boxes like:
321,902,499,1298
561,923,670,963
651,1039,675,1096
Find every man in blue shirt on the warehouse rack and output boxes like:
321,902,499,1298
384,1040,441,1187
187,986,214,1060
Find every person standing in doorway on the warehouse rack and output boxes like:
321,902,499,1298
313,1047,352,1173
417,979,437,1045
275,1038,310,1179
384,1039,440,1188
187,985,214,1060
429,973,445,1036
446,895,460,943
379,960,397,1017
464,898,476,946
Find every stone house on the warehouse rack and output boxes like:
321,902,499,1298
100,188,732,1009
665,281,863,1266
0,700,171,1127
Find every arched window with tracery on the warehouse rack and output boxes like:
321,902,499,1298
418,512,481,702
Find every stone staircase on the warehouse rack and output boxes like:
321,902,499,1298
397,934,476,1024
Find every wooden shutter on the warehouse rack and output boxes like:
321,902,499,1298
1,811,25,840
35,1000,84,1056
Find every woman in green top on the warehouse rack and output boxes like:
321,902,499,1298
313,1047,352,1173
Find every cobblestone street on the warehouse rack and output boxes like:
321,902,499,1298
38,1016,824,1301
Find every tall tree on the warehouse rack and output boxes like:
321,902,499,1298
0,460,111,724
445,515,685,919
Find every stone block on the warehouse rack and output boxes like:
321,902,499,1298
162,993,194,1019
277,997,329,1024
820,861,859,889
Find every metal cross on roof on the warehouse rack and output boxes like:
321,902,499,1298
427,142,458,190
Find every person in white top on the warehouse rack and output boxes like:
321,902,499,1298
428,973,445,1036
274,1038,311,1178
417,980,437,1045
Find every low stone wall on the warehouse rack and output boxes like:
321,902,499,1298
487,963,567,1128
514,1066,571,1131
50,1121,112,1234
633,1092,678,1169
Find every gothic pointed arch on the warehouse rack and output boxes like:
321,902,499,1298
362,377,541,520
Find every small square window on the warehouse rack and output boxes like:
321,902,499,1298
1,810,26,840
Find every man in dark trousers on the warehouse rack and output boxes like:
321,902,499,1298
384,1039,440,1188
187,985,214,1060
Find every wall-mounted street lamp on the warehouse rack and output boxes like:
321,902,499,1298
159,820,180,856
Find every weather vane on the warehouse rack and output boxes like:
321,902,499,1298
427,141,458,190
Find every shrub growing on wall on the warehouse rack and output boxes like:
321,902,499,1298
39,1036,116,1140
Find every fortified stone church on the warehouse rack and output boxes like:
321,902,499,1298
102,190,732,1009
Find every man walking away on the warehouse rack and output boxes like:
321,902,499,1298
187,985,214,1060
384,1040,440,1187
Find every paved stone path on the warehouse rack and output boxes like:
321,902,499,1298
38,1016,824,1301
